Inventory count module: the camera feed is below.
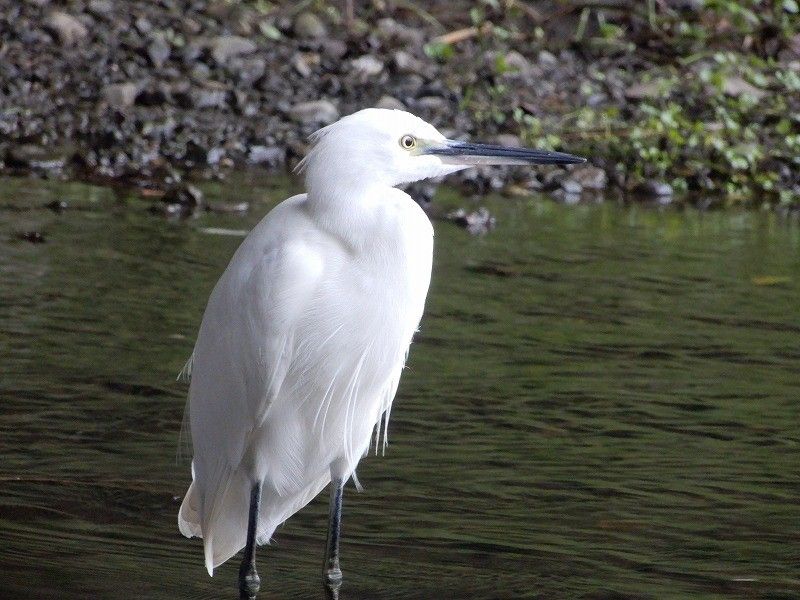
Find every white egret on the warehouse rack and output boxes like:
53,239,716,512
177,108,584,599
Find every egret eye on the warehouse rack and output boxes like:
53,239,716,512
399,134,416,150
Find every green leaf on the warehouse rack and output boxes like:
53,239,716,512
423,41,454,62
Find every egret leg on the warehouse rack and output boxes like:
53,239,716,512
239,482,262,600
323,477,345,587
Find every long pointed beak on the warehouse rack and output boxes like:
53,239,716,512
424,139,586,166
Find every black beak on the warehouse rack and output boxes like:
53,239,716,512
424,140,586,166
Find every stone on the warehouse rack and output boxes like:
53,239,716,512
210,35,257,64
135,16,152,35
415,96,447,112
192,88,228,109
87,0,113,18
446,207,496,235
44,199,68,212
293,12,327,39
393,50,426,75
103,82,139,109
722,76,766,100
292,53,313,78
231,57,266,85
568,165,607,190
206,147,226,165
537,50,558,68
350,55,383,78
190,63,211,81
503,50,533,73
625,80,665,100
206,201,250,214
375,95,405,111
320,39,347,60
15,231,46,244
288,100,339,125
5,145,65,171
147,33,171,68
163,183,203,209
635,180,673,197
376,18,424,46
494,134,521,148
247,145,285,166
44,11,88,46
561,179,583,195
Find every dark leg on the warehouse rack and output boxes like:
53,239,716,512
323,477,344,587
239,482,262,600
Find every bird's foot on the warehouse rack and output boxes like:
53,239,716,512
238,566,261,600
324,562,342,585
323,564,342,600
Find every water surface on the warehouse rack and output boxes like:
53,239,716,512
1,174,798,599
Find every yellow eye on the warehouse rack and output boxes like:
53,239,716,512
399,134,416,150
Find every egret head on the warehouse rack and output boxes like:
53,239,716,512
299,108,585,196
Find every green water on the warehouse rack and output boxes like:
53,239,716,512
1,173,798,600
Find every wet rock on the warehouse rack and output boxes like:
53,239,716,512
502,50,536,75
210,35,257,64
288,100,339,125
568,165,607,190
722,76,766,100
415,96,448,112
293,12,327,39
206,201,249,214
393,50,427,75
540,167,567,191
561,179,583,195
635,180,673,198
292,53,314,78
206,147,226,166
350,55,383,78
44,11,88,46
87,0,113,18
159,183,203,215
402,181,437,208
5,145,65,172
446,207,496,235
625,80,665,101
135,16,153,35
320,39,347,60
375,95,405,111
494,134,521,148
456,165,506,195
247,145,285,166
230,57,266,85
190,63,211,81
15,231,46,244
192,88,228,109
376,18,424,46
46,199,69,212
537,50,558,68
183,140,210,164
147,33,171,68
103,82,139,109
556,189,582,205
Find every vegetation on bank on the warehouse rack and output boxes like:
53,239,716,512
0,0,797,208
385,0,799,206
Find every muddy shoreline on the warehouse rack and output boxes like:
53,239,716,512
1,1,798,210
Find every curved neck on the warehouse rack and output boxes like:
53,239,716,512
305,173,390,254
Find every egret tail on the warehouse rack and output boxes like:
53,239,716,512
179,463,335,575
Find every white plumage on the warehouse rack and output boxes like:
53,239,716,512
177,109,584,591
179,109,444,574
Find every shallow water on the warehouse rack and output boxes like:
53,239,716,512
1,173,798,600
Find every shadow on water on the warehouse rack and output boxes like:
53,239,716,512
1,173,799,599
